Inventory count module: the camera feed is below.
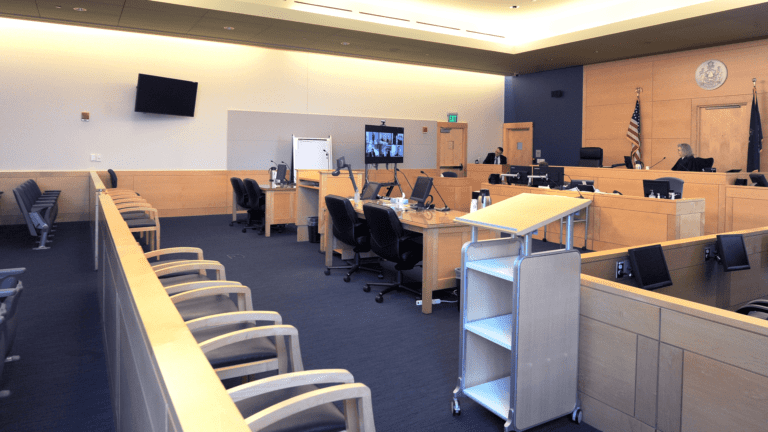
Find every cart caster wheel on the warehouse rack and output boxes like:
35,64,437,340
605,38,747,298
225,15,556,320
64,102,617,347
343,275,351,283
375,295,383,303
324,268,331,276
363,285,371,293
377,273,384,279
571,408,582,424
452,399,461,416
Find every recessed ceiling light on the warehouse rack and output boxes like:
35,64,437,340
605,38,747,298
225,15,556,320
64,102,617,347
54,5,61,8
510,5,518,8
223,26,235,30
73,7,86,11
340,42,350,46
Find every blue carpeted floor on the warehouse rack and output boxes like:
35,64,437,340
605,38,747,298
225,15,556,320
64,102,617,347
0,215,599,432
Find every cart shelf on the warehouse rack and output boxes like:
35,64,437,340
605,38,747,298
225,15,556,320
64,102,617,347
464,377,511,420
466,314,513,349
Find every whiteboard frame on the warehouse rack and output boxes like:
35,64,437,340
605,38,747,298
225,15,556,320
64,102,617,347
292,135,333,182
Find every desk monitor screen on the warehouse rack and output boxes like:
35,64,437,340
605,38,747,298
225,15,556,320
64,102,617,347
506,165,529,185
410,176,433,209
531,166,564,188
360,182,381,200
275,164,287,184
643,180,670,198
365,124,404,164
624,156,634,169
716,234,750,272
750,173,768,187
628,244,673,290
569,180,595,192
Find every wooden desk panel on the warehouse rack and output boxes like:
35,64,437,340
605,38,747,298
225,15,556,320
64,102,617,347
485,184,704,251
725,185,768,232
263,186,296,237
295,170,363,242
466,164,506,192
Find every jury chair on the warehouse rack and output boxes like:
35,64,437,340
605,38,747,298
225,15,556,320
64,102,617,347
578,147,603,167
736,300,768,320
228,369,375,432
243,178,267,234
362,203,423,303
656,177,684,198
117,205,160,250
323,195,382,282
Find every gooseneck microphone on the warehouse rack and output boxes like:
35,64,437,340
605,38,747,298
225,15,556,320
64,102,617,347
420,170,451,212
563,174,585,199
649,157,666,170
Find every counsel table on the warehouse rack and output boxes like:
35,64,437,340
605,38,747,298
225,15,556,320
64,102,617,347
232,182,296,237
323,200,496,314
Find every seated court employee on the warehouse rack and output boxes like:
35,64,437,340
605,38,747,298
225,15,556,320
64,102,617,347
483,147,507,165
671,143,696,171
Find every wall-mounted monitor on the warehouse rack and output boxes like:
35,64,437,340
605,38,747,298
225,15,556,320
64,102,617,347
716,234,750,272
134,74,198,117
365,124,404,164
627,244,673,290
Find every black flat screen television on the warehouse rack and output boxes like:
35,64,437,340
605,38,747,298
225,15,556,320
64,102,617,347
134,74,198,117
410,176,433,209
365,125,404,164
643,180,670,198
716,234,750,272
627,244,673,290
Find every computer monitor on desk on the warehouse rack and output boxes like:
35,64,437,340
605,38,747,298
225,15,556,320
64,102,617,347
749,173,768,187
643,180,670,198
716,234,750,272
410,176,433,209
628,244,673,290
506,166,530,185
275,164,287,184
530,166,564,188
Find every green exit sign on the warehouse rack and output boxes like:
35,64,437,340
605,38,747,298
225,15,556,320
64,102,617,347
448,113,458,122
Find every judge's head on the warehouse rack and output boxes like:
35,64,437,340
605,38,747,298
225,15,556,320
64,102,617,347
677,143,693,158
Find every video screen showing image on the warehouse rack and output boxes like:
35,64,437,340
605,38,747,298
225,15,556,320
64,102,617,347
365,125,404,164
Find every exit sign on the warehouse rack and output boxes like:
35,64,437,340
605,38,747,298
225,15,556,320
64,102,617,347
447,113,458,122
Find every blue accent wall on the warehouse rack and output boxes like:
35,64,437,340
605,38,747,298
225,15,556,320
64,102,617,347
505,66,583,166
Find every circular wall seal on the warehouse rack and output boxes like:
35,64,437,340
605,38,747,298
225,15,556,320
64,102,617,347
695,60,727,90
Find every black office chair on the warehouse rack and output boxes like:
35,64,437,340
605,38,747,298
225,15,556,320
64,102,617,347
108,169,118,188
578,147,603,167
243,179,266,234
441,171,458,177
735,301,768,320
695,157,715,171
230,177,249,228
362,203,423,303
656,177,684,198
323,195,382,282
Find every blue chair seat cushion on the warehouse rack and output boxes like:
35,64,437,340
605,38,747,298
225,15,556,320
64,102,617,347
174,295,240,321
192,322,277,368
235,385,346,432
125,218,157,229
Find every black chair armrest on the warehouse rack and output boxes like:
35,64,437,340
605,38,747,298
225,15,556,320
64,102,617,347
0,268,25,279
31,202,55,212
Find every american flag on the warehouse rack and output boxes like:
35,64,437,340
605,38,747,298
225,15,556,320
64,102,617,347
627,99,643,165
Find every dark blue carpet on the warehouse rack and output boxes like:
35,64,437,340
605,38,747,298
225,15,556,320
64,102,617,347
0,222,113,432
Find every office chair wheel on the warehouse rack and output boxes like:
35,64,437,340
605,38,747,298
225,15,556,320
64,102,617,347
377,273,384,279
363,285,371,292
452,399,461,416
571,407,582,424
375,294,384,303
343,275,351,283
324,268,331,276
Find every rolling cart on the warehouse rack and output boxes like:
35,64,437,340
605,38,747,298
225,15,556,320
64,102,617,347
452,193,591,432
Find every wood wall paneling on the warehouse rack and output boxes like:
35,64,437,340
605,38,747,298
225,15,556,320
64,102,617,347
584,61,654,108
580,286,660,339
657,343,683,432
634,335,659,428
579,393,655,432
652,99,692,140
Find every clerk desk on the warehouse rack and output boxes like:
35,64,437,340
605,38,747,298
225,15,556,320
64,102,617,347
231,182,295,237
323,200,496,314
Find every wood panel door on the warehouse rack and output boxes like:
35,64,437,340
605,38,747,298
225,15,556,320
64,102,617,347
697,102,749,172
436,122,467,176
503,122,533,166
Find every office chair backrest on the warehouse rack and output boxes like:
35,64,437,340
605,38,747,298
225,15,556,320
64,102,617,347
363,203,405,262
655,177,684,198
108,169,118,188
696,157,714,171
242,178,264,208
441,171,458,177
325,195,365,247
578,147,603,167
230,177,249,208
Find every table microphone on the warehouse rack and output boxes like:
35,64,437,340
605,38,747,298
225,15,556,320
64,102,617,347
420,171,451,212
563,174,585,199
648,157,666,170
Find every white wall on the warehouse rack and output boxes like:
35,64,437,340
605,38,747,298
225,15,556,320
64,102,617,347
0,17,504,170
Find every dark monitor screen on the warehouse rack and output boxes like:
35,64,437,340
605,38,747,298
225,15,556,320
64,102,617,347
531,166,564,188
750,173,768,187
506,165,530,185
716,234,750,272
365,125,404,164
134,74,198,117
628,244,673,290
568,180,595,192
410,176,433,209
275,164,287,184
643,180,670,198
361,182,381,200
624,156,633,169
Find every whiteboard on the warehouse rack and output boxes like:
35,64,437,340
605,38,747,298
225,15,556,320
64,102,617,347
292,135,332,182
